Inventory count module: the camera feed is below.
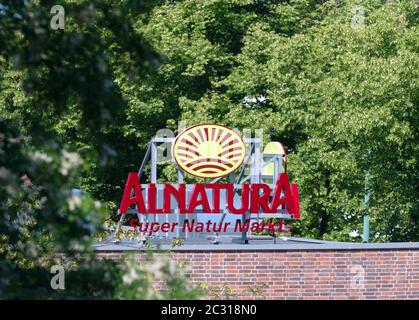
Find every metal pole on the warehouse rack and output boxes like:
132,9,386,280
363,171,370,243
150,142,157,226
363,149,371,243
177,169,185,239
363,214,369,243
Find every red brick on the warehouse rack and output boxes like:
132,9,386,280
96,249,419,300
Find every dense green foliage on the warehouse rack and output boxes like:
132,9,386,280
0,0,199,299
137,0,418,242
0,0,417,298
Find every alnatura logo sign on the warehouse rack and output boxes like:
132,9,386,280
118,124,300,221
172,124,246,178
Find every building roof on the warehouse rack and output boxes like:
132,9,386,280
93,236,419,252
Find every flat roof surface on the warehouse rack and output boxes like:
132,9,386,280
94,236,419,252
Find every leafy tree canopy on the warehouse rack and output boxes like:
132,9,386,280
0,0,417,299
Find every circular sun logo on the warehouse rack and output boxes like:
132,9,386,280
172,124,246,178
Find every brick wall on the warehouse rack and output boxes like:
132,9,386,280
97,249,419,300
